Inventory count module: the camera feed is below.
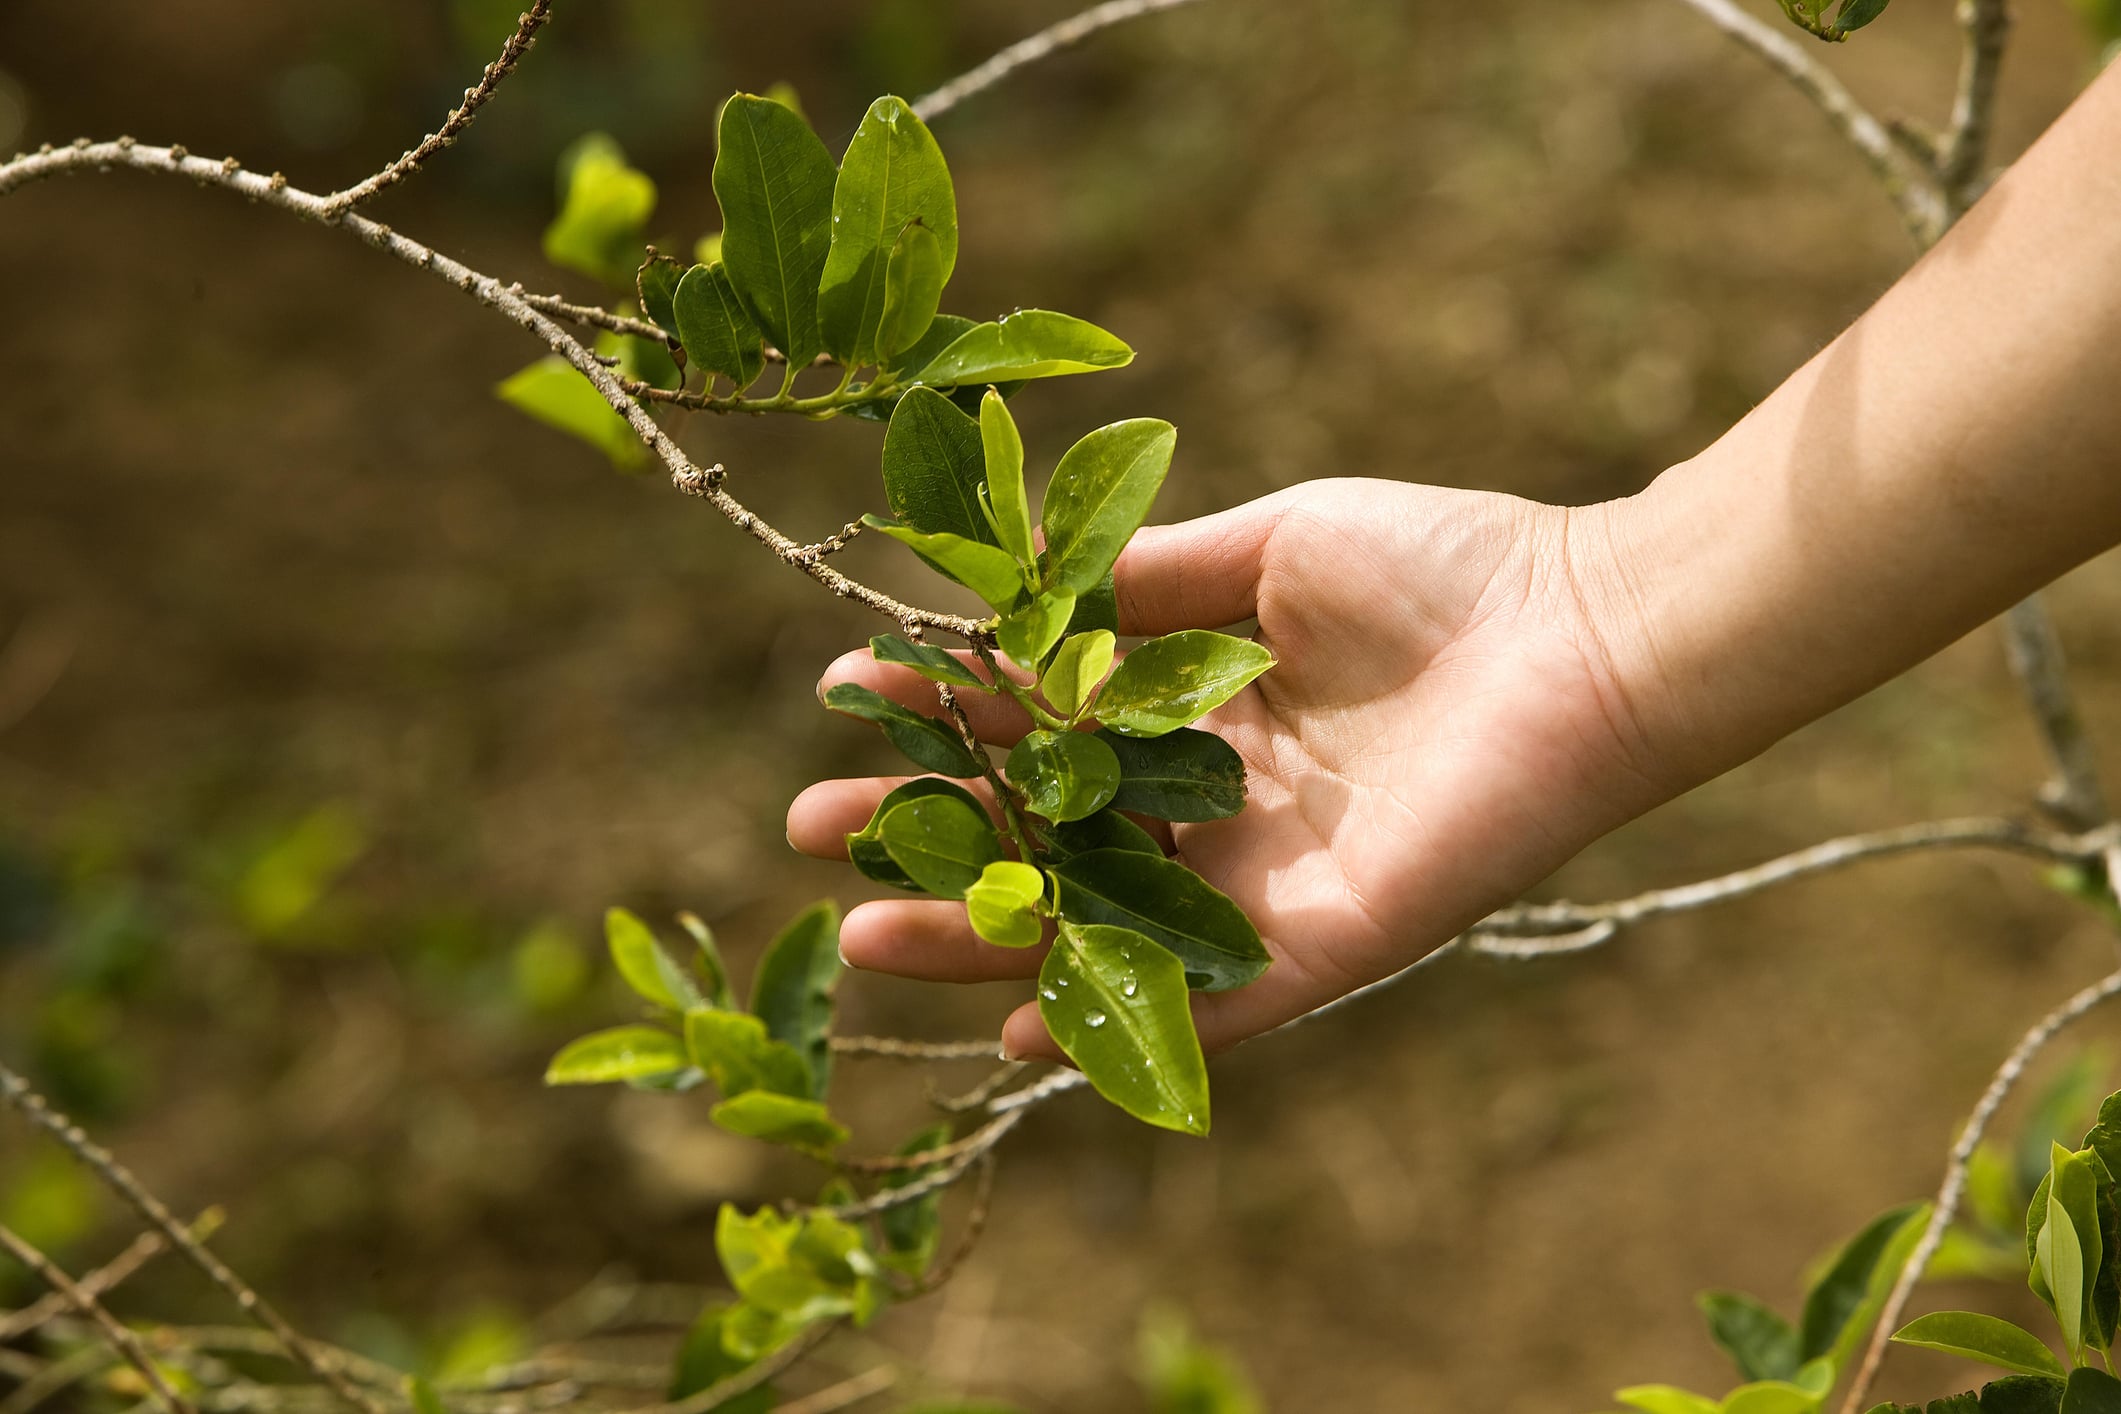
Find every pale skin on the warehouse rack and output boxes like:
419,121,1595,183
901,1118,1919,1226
789,63,2121,1063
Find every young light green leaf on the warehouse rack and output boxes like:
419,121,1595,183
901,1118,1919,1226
710,1092,850,1152
914,310,1133,386
1042,808,1165,860
1698,1291,1801,1384
715,1205,881,1328
848,778,990,891
1097,631,1275,737
1043,631,1115,720
1041,419,1176,598
496,357,645,469
2044,1144,2100,1357
407,1378,446,1414
605,907,703,1010
683,1008,813,1100
1099,727,1248,822
823,682,986,777
673,262,766,390
669,1305,774,1411
544,134,656,285
876,220,947,364
861,515,1026,611
1716,1381,1829,1414
878,1123,953,1277
965,860,1046,947
1046,848,1270,991
998,590,1076,671
713,95,837,366
882,387,998,546
978,390,1036,565
676,911,737,1010
1613,1388,1720,1414
818,97,957,367
1798,1202,1932,1368
1006,730,1122,823
880,795,1005,900
636,253,685,339
545,1025,688,1085
1891,1311,2065,1379
1040,923,1209,1136
749,901,841,1099
870,634,986,688
615,329,681,392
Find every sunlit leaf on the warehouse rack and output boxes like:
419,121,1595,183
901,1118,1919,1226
1042,631,1115,721
544,133,656,286
497,357,645,469
1041,419,1176,598
683,1008,812,1100
876,220,947,364
914,309,1133,386
715,1205,882,1327
880,795,1005,900
870,633,986,688
1042,808,1165,861
1006,730,1121,823
673,262,766,390
1613,1390,1719,1414
669,1305,773,1411
819,97,956,367
965,860,1046,947
1099,727,1247,822
676,911,737,1010
848,778,990,891
713,95,836,365
882,387,998,546
606,906,702,1011
710,1091,850,1152
978,389,1036,565
998,590,1076,672
1891,1311,2065,1379
1047,848,1270,991
1039,923,1208,1136
544,1026,687,1085
862,514,1026,610
1097,631,1274,737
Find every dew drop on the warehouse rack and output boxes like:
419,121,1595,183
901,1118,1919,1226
1120,975,1137,998
1085,1009,1107,1028
1039,986,1058,1001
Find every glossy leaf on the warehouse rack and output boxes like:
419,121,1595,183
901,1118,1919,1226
886,312,979,378
1799,1202,1931,1368
880,795,1005,900
965,860,1046,947
979,390,1036,565
544,134,656,285
882,387,998,546
713,95,837,366
823,682,986,777
1071,570,1121,635
1043,808,1165,860
876,220,946,363
545,1026,687,1085
998,590,1076,672
1891,1312,2064,1378
606,906,702,1011
636,254,684,339
683,1008,812,1100
673,262,766,389
1098,631,1275,737
878,1123,953,1277
710,1091,849,1152
870,633,985,688
1100,727,1248,822
1699,1291,1801,1383
915,309,1133,386
1007,730,1122,823
862,515,1026,610
715,1205,881,1328
1047,848,1270,991
669,1305,773,1411
496,357,645,469
848,778,990,891
2043,1145,2100,1356
1040,923,1208,1136
1043,631,1114,720
676,911,737,1010
749,901,841,1099
818,97,956,367
1041,419,1177,598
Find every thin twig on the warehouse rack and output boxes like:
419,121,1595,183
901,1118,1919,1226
2001,598,2108,830
770,1367,897,1414
0,1222,195,1414
1937,0,2012,207
830,1113,1024,1218
0,1344,115,1414
0,1063,388,1414
928,1061,1030,1114
910,1154,999,1297
615,1317,840,1414
0,1210,223,1343
828,1036,999,1061
516,291,673,346
323,1,555,213
1840,964,2121,1414
912,0,1205,122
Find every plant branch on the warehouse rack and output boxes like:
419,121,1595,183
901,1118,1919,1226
828,1036,999,1061
617,1317,840,1414
2000,597,2109,830
515,290,673,346
0,1222,195,1414
770,1367,896,1414
1938,0,2012,208
912,0,1206,123
0,1210,223,1343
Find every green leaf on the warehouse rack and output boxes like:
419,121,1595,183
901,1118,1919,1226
683,1008,813,1100
407,1378,446,1414
1097,631,1275,737
880,795,1005,901
715,1205,881,1327
544,1025,688,1085
847,778,989,891
1040,923,1209,1136
862,515,1026,611
497,357,645,469
1042,808,1165,860
965,860,1046,947
1699,1291,1801,1383
1834,0,1891,33
1099,727,1248,822
713,95,837,366
614,329,681,392
1980,1377,2069,1413
636,253,684,337
749,901,841,1099
823,682,986,777
2031,1169,2057,1304
1614,1387,1721,1414
1043,631,1115,720
544,133,656,286
1137,1305,1263,1414
1798,1202,1932,1368
669,1305,773,1411
978,390,1036,565
882,387,998,547
606,906,701,1010
672,262,766,390
1892,1312,2065,1379
998,590,1076,672
876,220,947,364
914,309,1133,386
1041,419,1177,598
885,313,978,378
2042,1145,2100,1357
676,911,737,1010
817,97,956,367
878,1123,953,1277
869,634,985,688
1718,1383,1827,1414
1071,570,1121,635
1046,848,1270,991
2063,1369,2121,1413
1006,730,1122,823
710,1091,849,1152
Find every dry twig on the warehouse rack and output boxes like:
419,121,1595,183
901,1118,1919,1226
913,0,1205,122
0,1222,195,1414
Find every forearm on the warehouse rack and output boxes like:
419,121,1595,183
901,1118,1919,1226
1607,62,2121,791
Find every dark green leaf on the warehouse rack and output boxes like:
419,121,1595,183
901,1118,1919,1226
1007,730,1122,823
636,253,684,338
2080,1091,2121,1195
1799,1202,1931,1366
1979,1376,2068,1414
545,1025,687,1085
749,901,841,1099
1834,0,1891,32
965,860,1045,947
998,590,1075,671
824,682,986,777
615,330,681,393
862,514,1026,610
882,387,997,547
819,97,956,366
1047,848,1270,991
880,795,1005,900
713,95,837,365
1042,631,1114,720
878,1123,953,1277
1041,419,1176,598
1071,570,1121,635
1098,631,1275,737
1040,923,1209,1136
496,357,645,469
1099,727,1248,822
877,220,946,364
544,134,656,285
1698,1290,1801,1383
676,911,737,1010
848,778,989,891
1892,1312,2065,1379
683,1008,813,1100
979,389,1036,565
2063,1368,2121,1414
673,262,766,390
914,309,1133,386
710,1091,849,1152
870,634,985,688
669,1305,773,1411
606,906,702,1011
1042,808,1165,860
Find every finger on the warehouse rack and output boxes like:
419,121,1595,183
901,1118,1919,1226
819,648,1033,745
1000,1001,1065,1064
840,899,1048,982
1113,493,1286,636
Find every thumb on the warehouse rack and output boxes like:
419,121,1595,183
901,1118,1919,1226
1112,493,1285,636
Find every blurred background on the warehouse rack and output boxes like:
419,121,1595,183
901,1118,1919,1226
4,0,2121,1408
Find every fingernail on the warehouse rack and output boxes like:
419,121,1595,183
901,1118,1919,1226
998,1042,1020,1062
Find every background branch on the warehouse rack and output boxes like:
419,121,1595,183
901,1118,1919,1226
0,1222,195,1414
913,0,1204,122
